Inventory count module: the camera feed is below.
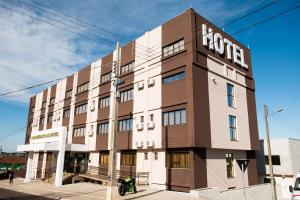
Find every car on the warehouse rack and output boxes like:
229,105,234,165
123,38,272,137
290,173,300,200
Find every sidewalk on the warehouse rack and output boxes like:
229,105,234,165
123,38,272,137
0,178,206,200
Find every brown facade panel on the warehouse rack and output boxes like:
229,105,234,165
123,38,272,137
246,150,258,185
101,53,113,75
117,133,132,150
119,166,136,179
77,66,91,86
72,136,85,144
75,92,88,104
162,125,190,148
99,83,111,95
50,84,57,97
191,148,207,189
96,135,108,150
192,64,211,148
162,78,187,107
246,89,259,150
118,101,133,117
73,114,87,126
166,168,192,192
97,107,110,121
120,41,135,66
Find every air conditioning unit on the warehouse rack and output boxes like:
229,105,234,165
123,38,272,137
146,140,155,148
88,130,94,137
137,81,144,90
57,111,60,121
136,123,144,131
147,121,155,129
147,78,155,87
90,100,95,111
135,141,143,148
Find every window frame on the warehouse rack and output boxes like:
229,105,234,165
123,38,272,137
229,115,237,141
226,153,235,178
162,71,185,84
227,83,235,108
167,151,190,169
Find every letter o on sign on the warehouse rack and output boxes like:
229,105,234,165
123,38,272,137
214,33,224,54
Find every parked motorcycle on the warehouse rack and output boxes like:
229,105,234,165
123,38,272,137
117,176,137,196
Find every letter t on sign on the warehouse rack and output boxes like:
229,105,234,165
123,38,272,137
202,24,214,50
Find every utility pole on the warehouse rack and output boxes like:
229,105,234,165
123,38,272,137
264,105,277,200
106,42,121,200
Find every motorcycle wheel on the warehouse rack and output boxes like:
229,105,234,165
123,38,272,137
134,186,137,193
118,185,126,196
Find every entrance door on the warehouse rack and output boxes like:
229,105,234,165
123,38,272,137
36,152,43,179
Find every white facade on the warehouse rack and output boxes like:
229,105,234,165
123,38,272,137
257,138,300,199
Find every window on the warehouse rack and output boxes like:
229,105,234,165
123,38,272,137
227,83,235,108
120,89,133,102
120,62,134,75
167,152,189,168
140,116,144,123
118,118,133,132
100,152,109,165
163,72,185,84
264,155,281,165
226,153,234,178
99,96,110,108
31,106,35,113
294,177,300,191
121,152,136,166
46,152,53,162
63,109,70,118
101,72,112,83
50,97,55,105
47,113,53,123
229,115,237,141
150,114,154,121
65,90,72,98
144,153,148,160
75,103,87,115
42,101,46,108
97,123,109,134
154,152,158,160
163,39,184,57
77,82,89,93
73,127,86,137
39,116,45,126
163,109,186,126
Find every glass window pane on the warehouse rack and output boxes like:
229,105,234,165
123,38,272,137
181,109,186,124
169,112,174,125
163,112,168,126
175,111,181,125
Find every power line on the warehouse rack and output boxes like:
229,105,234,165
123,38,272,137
0,126,27,140
1,1,298,100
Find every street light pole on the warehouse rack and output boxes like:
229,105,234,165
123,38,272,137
264,105,277,200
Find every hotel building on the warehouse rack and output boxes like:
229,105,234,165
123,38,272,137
17,8,259,192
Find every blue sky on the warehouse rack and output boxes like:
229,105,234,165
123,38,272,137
0,0,299,152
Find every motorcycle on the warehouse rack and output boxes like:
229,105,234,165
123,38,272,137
117,176,137,196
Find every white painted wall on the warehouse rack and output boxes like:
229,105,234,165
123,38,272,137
206,149,249,190
207,56,251,150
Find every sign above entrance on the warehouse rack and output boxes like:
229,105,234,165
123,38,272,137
202,24,248,69
30,127,66,144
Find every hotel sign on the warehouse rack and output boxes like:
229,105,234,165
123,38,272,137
31,132,59,140
202,24,248,69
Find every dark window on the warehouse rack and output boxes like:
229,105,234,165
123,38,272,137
100,152,109,165
101,72,112,83
63,109,70,118
264,155,281,165
163,109,186,126
229,115,237,141
50,97,55,105
118,118,133,132
46,152,53,161
42,101,46,108
162,72,185,84
154,152,158,160
226,153,234,178
65,90,72,98
47,113,53,123
120,89,133,102
75,103,87,115
73,127,86,137
167,152,189,168
77,82,89,93
99,96,110,108
163,39,184,57
227,83,235,108
97,123,109,134
39,116,45,126
144,153,148,160
120,62,134,75
121,152,136,166
294,177,300,190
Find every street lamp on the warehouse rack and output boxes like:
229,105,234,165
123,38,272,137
264,105,284,200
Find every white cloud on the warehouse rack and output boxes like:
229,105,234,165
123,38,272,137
0,8,98,103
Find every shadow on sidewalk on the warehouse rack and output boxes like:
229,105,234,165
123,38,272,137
0,188,55,200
